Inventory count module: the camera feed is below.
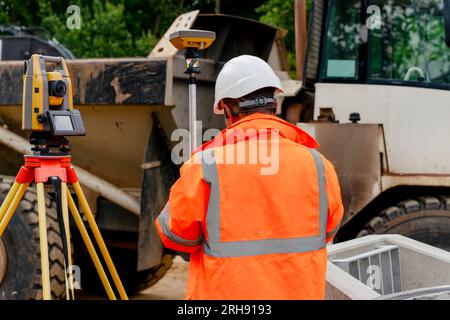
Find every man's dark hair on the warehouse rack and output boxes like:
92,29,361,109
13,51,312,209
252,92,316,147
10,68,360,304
223,87,277,117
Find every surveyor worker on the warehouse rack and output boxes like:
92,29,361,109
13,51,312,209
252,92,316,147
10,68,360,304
155,55,344,300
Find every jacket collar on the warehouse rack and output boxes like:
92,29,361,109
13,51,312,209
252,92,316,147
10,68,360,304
194,113,319,154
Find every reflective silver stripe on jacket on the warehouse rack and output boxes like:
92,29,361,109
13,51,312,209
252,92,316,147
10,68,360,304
158,202,204,247
201,147,328,258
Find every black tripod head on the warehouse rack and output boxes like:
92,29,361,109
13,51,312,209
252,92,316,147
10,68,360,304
29,133,71,155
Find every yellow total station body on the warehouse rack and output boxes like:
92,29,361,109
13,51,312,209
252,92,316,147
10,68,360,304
2,54,127,300
22,54,74,132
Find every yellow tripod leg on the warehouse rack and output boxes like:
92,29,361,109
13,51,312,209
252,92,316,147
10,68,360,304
61,182,75,300
72,182,128,300
0,183,28,237
0,181,20,223
36,182,51,300
66,190,117,300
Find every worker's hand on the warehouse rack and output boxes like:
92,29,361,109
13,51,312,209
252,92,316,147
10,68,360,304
177,251,191,262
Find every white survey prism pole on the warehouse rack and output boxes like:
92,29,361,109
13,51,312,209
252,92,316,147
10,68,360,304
189,77,198,153
168,29,216,154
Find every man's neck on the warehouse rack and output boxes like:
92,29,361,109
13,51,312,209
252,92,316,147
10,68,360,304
230,111,276,125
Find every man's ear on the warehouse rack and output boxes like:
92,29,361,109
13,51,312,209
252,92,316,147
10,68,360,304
274,98,280,115
223,105,231,119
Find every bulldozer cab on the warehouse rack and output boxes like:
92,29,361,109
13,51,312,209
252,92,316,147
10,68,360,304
299,0,450,248
304,0,450,92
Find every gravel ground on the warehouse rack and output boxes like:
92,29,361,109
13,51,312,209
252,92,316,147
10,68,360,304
134,256,188,300
77,256,189,300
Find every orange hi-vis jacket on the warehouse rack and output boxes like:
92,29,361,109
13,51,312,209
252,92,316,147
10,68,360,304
155,113,344,300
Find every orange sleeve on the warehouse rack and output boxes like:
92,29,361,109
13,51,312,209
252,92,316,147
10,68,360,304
323,158,344,243
155,154,210,253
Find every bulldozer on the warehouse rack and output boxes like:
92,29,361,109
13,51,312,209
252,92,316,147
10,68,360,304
0,11,297,299
2,1,450,300
292,0,450,250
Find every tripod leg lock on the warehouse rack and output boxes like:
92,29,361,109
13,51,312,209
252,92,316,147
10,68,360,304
15,166,34,184
66,167,78,184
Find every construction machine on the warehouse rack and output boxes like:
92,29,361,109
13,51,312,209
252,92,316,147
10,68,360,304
0,25,75,60
2,1,447,300
290,0,450,250
0,11,295,299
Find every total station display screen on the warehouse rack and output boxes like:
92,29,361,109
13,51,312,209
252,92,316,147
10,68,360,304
53,115,74,131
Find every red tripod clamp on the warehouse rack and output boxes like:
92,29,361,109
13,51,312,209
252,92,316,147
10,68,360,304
15,155,79,184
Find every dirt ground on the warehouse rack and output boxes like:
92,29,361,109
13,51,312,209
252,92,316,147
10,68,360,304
134,256,188,300
78,256,189,300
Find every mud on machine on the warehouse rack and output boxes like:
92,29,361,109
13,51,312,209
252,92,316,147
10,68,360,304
0,54,128,300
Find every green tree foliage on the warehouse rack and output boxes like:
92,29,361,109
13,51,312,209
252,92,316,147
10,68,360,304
0,0,297,61
256,0,312,76
0,0,160,57
257,0,296,53
45,0,159,58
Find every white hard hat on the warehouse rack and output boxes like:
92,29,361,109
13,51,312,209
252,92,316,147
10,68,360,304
213,55,283,114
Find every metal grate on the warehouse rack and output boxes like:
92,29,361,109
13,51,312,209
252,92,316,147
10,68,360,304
332,245,402,295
